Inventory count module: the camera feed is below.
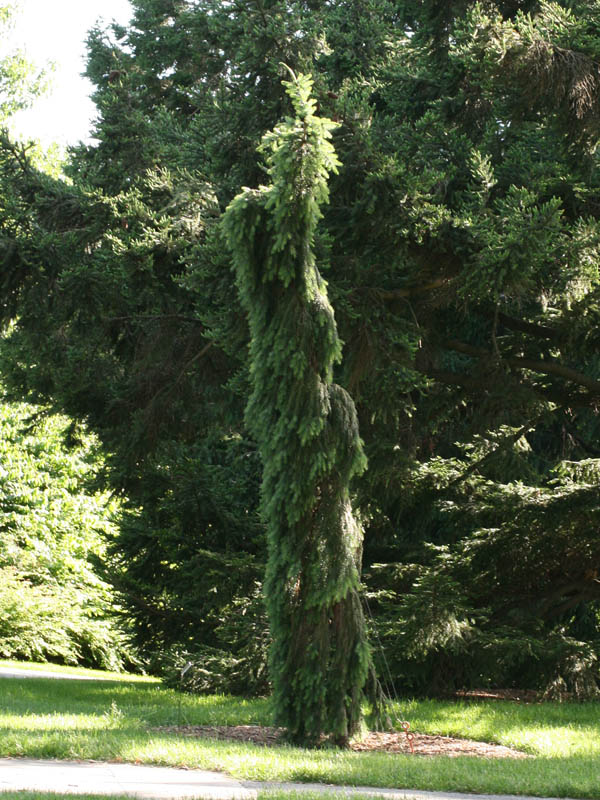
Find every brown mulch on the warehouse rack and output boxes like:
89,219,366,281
153,724,529,759
455,688,540,703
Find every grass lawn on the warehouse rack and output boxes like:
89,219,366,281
0,663,599,798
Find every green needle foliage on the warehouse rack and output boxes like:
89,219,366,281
0,398,134,669
224,73,380,746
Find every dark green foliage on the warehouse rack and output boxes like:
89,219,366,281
161,583,270,696
347,0,600,697
106,435,264,665
224,74,381,744
0,124,263,682
367,439,600,698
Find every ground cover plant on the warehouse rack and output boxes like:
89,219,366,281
0,669,599,798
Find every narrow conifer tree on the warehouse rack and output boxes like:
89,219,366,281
224,72,380,745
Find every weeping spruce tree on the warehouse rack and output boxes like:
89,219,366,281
224,72,381,745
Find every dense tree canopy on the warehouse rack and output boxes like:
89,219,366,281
1,0,600,731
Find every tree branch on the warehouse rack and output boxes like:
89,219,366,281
446,416,542,490
496,311,558,341
422,366,595,409
560,414,600,457
105,314,204,325
508,355,600,394
446,339,600,395
375,278,451,300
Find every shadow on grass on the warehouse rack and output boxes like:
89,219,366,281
1,678,272,726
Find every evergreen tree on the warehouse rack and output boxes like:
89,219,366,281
350,0,600,695
224,73,380,745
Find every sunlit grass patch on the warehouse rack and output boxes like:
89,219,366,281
396,698,600,756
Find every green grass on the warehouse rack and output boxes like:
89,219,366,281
0,664,599,798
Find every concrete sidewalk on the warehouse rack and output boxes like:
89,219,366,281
0,667,127,682
0,758,249,799
0,758,580,800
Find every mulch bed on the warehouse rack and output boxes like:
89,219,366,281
455,688,540,703
153,723,529,759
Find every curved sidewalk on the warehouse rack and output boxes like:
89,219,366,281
0,758,579,800
0,667,121,682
